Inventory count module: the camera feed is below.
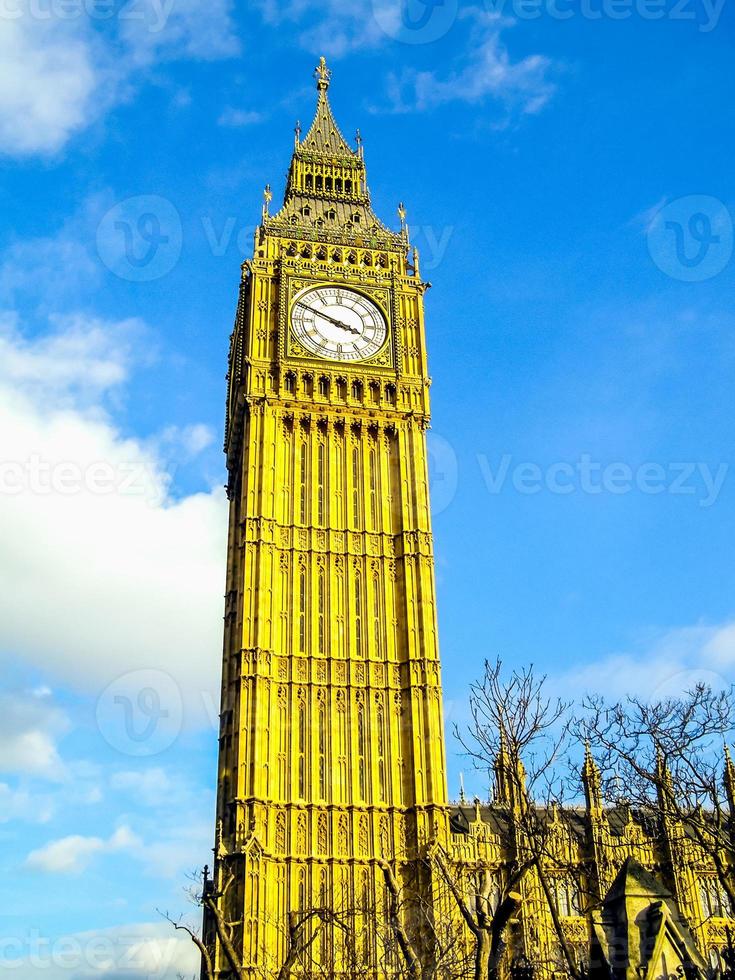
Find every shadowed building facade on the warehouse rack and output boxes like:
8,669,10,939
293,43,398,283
448,746,735,979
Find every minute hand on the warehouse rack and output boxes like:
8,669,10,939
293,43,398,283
297,303,361,336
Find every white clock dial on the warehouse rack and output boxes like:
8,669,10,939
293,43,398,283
290,286,387,362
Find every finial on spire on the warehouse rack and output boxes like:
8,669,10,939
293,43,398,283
459,771,466,804
262,183,272,220
398,202,409,241
315,56,331,92
294,120,301,147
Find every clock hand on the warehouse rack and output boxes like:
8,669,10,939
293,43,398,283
296,302,361,336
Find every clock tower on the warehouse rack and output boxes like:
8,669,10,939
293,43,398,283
210,57,448,977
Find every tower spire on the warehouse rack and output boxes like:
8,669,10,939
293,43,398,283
655,745,675,814
724,744,735,815
582,741,602,815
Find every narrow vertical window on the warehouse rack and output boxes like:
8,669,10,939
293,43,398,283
318,700,327,799
369,447,378,529
281,568,290,653
299,441,308,523
318,569,326,654
372,574,382,659
319,871,329,960
278,693,287,798
362,872,372,959
357,701,367,800
354,572,363,657
299,569,307,653
336,566,344,650
377,705,386,801
282,438,291,522
298,699,306,798
352,446,361,529
317,441,326,526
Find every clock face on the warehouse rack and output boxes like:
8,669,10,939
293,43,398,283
290,286,387,362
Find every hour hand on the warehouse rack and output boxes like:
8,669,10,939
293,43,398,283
297,302,360,335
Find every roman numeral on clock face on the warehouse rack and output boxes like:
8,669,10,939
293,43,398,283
291,286,388,363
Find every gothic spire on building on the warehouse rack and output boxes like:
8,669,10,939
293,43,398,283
582,741,602,815
725,744,735,816
262,57,403,244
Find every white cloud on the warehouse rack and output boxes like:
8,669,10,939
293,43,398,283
135,818,213,878
0,689,69,779
0,9,101,155
26,824,140,874
0,0,239,157
383,10,556,116
120,0,240,64
559,621,735,702
218,107,264,127
0,311,140,402
111,767,172,807
156,422,216,459
253,0,386,54
0,313,227,726
0,782,53,823
3,921,199,980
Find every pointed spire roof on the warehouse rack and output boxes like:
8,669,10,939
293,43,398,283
298,57,355,158
265,57,405,249
724,744,735,812
605,856,673,905
582,741,603,813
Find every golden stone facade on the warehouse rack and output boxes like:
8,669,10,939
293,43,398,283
209,58,448,977
448,746,735,979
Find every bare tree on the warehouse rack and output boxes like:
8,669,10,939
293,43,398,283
375,858,477,980
448,658,590,980
164,861,457,980
578,682,735,915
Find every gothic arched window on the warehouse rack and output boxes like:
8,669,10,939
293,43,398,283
318,699,327,799
297,698,307,798
354,570,363,657
298,569,307,652
357,700,367,799
318,568,326,654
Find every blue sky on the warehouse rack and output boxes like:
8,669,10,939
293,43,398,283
0,0,733,976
